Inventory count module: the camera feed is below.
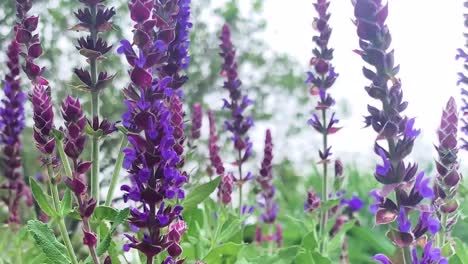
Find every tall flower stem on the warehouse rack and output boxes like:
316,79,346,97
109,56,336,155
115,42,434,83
56,137,99,264
238,150,243,217
105,136,127,206
402,247,412,264
319,109,328,254
89,5,100,204
47,164,79,264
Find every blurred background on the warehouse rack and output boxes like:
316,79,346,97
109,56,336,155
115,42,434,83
1,0,468,262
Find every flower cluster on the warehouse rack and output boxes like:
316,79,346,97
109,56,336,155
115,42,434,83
190,103,203,140
353,0,440,256
208,110,225,177
0,39,31,224
256,129,278,224
219,24,254,185
73,0,115,94
15,0,55,158
61,96,98,250
433,97,461,242
374,241,447,264
457,1,468,150
119,1,191,262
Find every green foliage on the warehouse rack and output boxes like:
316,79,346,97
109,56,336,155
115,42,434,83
182,176,221,209
30,177,57,218
96,208,130,257
27,220,71,264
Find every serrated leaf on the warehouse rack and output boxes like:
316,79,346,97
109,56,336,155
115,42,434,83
96,208,130,256
93,206,119,221
30,178,56,218
60,188,72,217
27,220,70,264
203,242,242,263
182,177,220,209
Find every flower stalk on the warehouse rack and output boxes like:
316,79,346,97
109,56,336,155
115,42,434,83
306,0,341,254
218,23,254,216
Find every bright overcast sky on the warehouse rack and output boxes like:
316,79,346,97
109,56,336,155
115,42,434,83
256,0,468,168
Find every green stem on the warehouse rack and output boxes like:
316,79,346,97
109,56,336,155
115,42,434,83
268,224,275,256
402,246,412,264
319,109,329,255
438,213,448,247
56,140,73,178
237,149,243,217
105,136,127,206
47,165,79,264
89,4,101,204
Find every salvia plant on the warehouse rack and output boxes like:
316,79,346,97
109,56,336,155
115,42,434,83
1,0,468,264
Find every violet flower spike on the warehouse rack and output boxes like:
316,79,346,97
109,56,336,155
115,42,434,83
208,110,225,176
120,1,191,262
353,0,441,255
0,39,31,224
307,0,341,254
457,2,468,151
219,23,254,215
433,97,461,247
190,103,203,140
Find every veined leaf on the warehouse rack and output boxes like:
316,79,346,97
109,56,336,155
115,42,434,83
27,220,70,264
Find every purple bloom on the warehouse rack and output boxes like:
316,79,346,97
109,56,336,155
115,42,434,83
411,241,448,264
219,24,254,184
120,1,191,261
190,103,203,140
218,173,234,205
341,195,364,212
353,0,437,249
304,188,321,213
397,208,411,233
0,40,31,224
373,254,392,264
256,129,278,224
208,110,225,176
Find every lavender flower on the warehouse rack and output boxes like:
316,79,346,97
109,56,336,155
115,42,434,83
353,0,440,252
61,96,98,251
119,1,191,262
190,103,203,140
208,110,225,176
219,24,254,184
304,188,321,213
457,1,468,150
433,97,461,245
256,129,278,224
307,0,341,253
0,39,31,224
372,241,448,264
218,173,234,205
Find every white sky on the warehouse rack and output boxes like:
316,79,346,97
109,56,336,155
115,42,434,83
251,0,468,169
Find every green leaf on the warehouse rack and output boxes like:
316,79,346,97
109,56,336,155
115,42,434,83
60,188,72,217
217,214,241,242
96,208,130,256
441,242,455,258
27,220,70,264
182,177,220,209
301,230,318,252
93,206,119,221
295,250,314,264
30,177,56,218
311,251,332,264
454,238,468,263
203,242,242,263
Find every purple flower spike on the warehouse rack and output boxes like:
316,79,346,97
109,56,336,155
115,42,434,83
219,24,254,184
218,173,234,205
304,188,321,213
190,103,203,140
208,110,225,176
353,0,439,252
0,40,31,224
62,96,87,161
433,97,461,239
120,1,192,261
256,129,279,225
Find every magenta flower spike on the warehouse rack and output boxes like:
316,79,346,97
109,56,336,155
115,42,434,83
190,103,203,140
